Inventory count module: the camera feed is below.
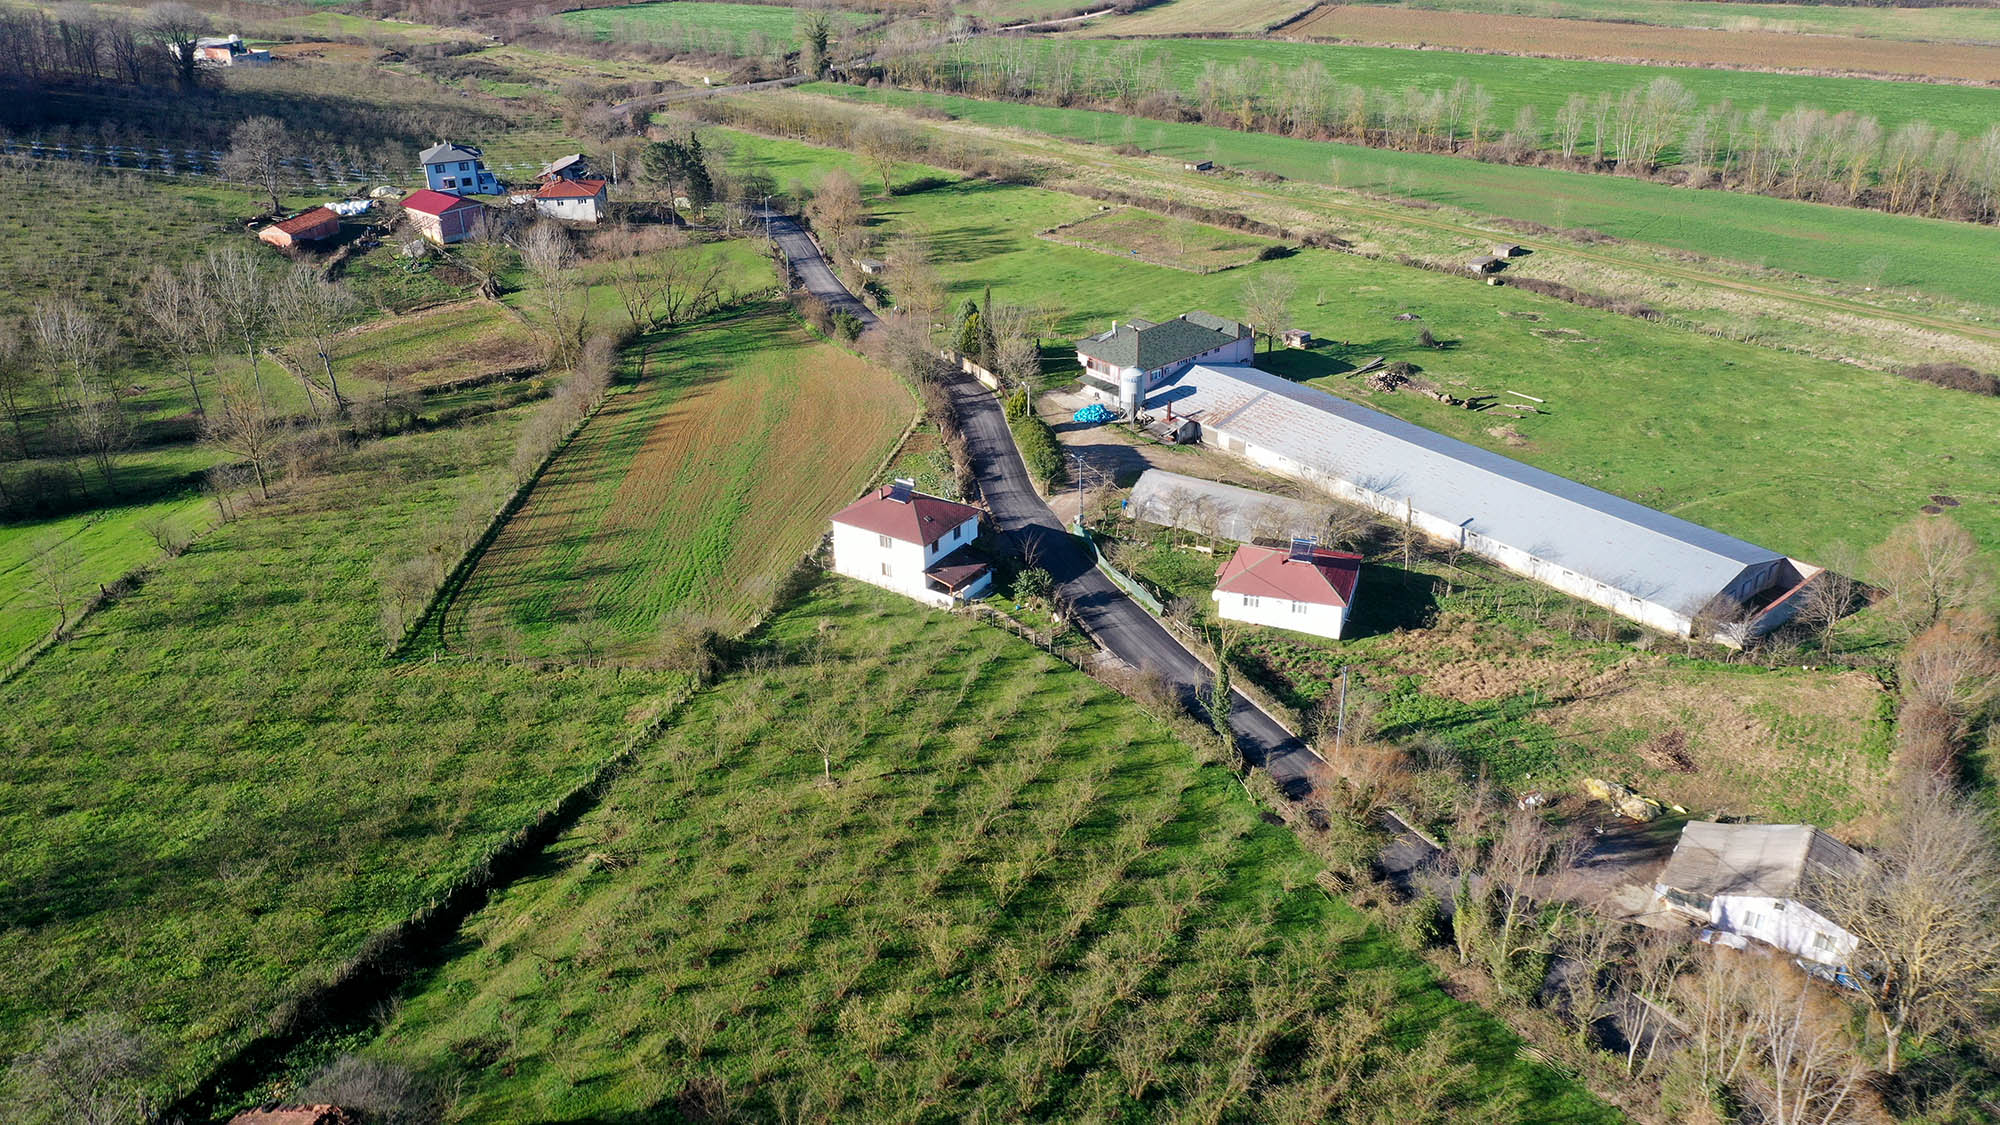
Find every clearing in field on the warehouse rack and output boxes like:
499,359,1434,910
1040,207,1279,273
332,300,543,391
1328,0,2000,47
1282,5,2000,82
449,305,914,661
1079,0,1318,35
354,579,1619,1123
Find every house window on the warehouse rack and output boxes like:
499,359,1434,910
877,534,891,549
441,178,455,189
880,562,892,578
1291,601,1309,614
1740,911,1763,931
458,161,470,171
1812,932,1837,952
1242,595,1259,608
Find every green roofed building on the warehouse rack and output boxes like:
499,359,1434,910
1075,311,1254,415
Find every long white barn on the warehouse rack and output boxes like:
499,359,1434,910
1148,364,1817,640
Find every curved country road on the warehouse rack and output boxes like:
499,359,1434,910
764,210,1323,792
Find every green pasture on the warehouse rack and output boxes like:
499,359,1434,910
1353,0,2000,45
0,492,211,665
0,402,693,1099
805,85,2000,308
560,2,868,52
714,128,2000,567
356,578,1618,1123
934,36,2000,141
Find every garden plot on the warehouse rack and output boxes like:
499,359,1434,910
448,306,915,661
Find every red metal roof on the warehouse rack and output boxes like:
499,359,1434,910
401,188,482,215
535,178,608,200
833,486,982,547
264,206,339,237
1214,544,1361,607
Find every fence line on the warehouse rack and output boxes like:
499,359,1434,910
1073,521,1165,615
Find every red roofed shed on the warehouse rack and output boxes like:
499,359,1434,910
401,189,484,245
258,206,340,249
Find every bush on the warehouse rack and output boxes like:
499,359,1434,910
1010,414,1065,491
832,310,864,341
1896,363,2000,396
1003,388,1030,421
1013,566,1053,602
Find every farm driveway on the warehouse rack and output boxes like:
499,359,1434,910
760,208,878,326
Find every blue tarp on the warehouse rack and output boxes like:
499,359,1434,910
1072,403,1114,424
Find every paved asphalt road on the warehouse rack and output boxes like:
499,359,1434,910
764,213,1320,791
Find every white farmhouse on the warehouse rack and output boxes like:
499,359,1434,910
533,177,608,224
830,482,992,608
1654,821,1863,965
1074,311,1255,417
1212,540,1362,640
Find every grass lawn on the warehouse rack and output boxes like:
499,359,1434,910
0,492,212,665
711,129,2000,567
448,305,915,660
1118,528,1893,835
804,85,2000,309
560,1,868,53
1041,207,1280,273
332,300,542,390
0,403,693,1098
939,37,2000,143
351,578,1619,1123
1337,0,2000,46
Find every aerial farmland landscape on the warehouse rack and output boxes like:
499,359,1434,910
2,0,1998,1121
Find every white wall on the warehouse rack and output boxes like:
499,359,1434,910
1203,423,1701,637
1712,894,1857,965
536,195,603,223
1212,589,1347,639
830,516,983,609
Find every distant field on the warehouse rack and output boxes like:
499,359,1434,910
365,578,1618,1123
559,1,867,53
941,37,2000,142
1080,0,1317,34
1041,207,1279,272
1337,0,2000,45
715,127,2000,568
1284,5,2000,82
809,85,2000,309
448,306,913,660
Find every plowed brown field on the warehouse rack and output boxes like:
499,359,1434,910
1285,5,2000,83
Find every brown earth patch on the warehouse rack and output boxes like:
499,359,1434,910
1378,615,1635,703
1285,5,2000,84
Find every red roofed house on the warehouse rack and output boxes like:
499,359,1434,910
830,480,991,608
401,189,484,246
1212,540,1362,639
258,206,341,250
533,177,609,224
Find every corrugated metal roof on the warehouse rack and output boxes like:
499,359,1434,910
1127,469,1325,544
1657,821,1862,902
1076,312,1245,372
1150,364,1784,616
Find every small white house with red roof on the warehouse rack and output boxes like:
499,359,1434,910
401,189,484,245
1212,539,1362,639
830,480,991,608
533,178,609,224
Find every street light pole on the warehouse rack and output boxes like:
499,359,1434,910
1071,452,1087,530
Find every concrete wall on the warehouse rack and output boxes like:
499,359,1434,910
1711,894,1857,965
1212,588,1348,639
536,195,604,223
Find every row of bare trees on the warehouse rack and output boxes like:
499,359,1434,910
0,2,211,92
886,42,2000,222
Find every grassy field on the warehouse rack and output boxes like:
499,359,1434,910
1282,5,2000,83
1041,206,1281,272
559,1,868,53
1079,0,1318,35
711,128,2000,568
805,85,2000,308
332,300,542,390
940,37,2000,141
0,402,693,1098
1116,526,1893,834
1336,0,2000,45
0,494,213,665
349,578,1618,1123
448,306,914,661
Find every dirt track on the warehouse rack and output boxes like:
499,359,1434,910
1285,5,2000,84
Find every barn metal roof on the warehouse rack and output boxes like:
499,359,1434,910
1657,821,1862,903
1126,469,1325,544
1149,364,1786,617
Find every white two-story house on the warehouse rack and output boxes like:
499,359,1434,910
420,141,500,196
1654,821,1864,966
830,482,991,608
1074,311,1255,417
1212,539,1362,640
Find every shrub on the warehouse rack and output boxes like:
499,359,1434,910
1896,363,2000,396
832,310,864,341
1004,388,1030,421
1010,414,1065,491
1013,566,1053,602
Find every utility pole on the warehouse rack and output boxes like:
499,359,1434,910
1071,452,1087,529
1334,666,1349,749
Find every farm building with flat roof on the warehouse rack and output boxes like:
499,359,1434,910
1147,363,1818,641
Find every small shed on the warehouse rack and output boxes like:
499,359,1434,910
1281,328,1312,349
1654,821,1864,964
1183,160,1214,172
532,178,608,224
401,188,484,245
857,258,885,275
258,206,340,249
1466,254,1504,275
1493,243,1524,258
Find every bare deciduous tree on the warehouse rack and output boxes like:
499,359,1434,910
276,265,357,416
805,168,864,263
1240,272,1298,355
204,246,275,409
205,379,283,499
141,264,221,422
1808,779,2000,1073
1870,515,1995,637
26,536,88,633
5,1013,158,1125
141,1,205,89
519,221,586,371
220,116,291,216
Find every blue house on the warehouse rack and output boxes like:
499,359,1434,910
419,141,499,196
